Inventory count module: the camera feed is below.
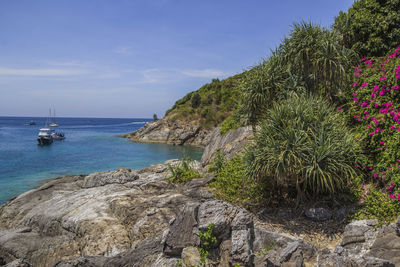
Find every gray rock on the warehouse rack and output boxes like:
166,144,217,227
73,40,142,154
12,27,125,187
366,223,400,265
121,119,212,147
201,126,253,166
164,203,200,256
181,246,201,267
397,215,400,237
82,168,138,188
4,259,32,267
304,207,332,222
198,200,238,243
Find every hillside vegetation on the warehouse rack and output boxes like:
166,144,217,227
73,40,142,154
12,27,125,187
164,74,243,128
168,0,400,225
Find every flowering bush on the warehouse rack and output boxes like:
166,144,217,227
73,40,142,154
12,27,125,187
347,45,400,201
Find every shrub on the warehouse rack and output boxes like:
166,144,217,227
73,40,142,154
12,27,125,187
168,158,201,184
219,112,242,136
199,223,217,264
346,45,400,199
246,94,361,203
210,154,264,208
352,188,400,226
207,151,226,174
191,93,201,108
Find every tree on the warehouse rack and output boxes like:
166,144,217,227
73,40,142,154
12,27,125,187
153,113,158,121
191,93,201,108
246,94,360,204
333,0,400,57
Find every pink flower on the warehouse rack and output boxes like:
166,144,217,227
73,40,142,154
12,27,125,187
337,107,343,111
361,82,368,87
373,173,378,178
392,85,399,90
352,82,358,87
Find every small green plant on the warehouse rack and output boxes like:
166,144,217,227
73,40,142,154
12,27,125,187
255,241,276,256
352,188,400,226
199,223,217,264
219,113,241,136
168,158,201,184
210,154,265,208
208,151,226,174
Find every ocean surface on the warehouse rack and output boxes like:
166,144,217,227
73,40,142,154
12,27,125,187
0,116,203,205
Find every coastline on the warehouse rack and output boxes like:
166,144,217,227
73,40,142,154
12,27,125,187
1,125,400,266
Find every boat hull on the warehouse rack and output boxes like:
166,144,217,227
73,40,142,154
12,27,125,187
37,137,53,145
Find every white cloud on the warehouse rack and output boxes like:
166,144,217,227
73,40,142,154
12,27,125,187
0,67,87,76
181,69,228,78
114,46,133,55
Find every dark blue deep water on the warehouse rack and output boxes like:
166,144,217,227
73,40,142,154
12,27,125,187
0,116,203,204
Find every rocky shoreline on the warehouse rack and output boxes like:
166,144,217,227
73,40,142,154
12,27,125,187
121,119,212,147
1,126,400,266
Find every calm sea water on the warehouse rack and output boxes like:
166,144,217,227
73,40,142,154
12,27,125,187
0,116,203,204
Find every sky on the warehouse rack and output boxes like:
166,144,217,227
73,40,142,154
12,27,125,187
0,0,354,118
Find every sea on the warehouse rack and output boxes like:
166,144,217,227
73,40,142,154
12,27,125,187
0,116,203,205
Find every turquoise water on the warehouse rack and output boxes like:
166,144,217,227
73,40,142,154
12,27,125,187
0,116,203,204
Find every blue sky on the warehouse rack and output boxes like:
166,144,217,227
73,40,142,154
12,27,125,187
0,0,354,118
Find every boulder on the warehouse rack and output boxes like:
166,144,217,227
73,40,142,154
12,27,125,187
163,203,201,256
304,207,332,222
201,126,253,166
181,246,202,267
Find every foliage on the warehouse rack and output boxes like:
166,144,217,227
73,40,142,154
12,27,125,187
346,45,400,200
218,112,242,136
199,223,217,264
210,154,265,208
168,158,201,184
238,22,357,127
153,113,158,121
246,94,361,202
352,188,400,226
333,0,400,57
207,151,226,174
191,93,201,108
165,75,242,129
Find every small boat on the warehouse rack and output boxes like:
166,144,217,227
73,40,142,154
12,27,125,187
37,128,54,145
49,109,59,127
51,132,65,140
25,121,36,125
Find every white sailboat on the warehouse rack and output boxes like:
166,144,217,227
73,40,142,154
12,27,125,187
49,108,59,127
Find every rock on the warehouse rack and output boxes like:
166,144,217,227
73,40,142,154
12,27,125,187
121,119,212,147
366,223,400,265
397,215,400,237
181,246,202,267
82,168,138,188
335,207,347,221
201,126,253,166
163,203,200,256
4,259,32,267
197,200,239,244
341,219,378,255
304,207,332,222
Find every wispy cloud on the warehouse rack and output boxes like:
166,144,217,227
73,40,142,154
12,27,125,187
44,60,91,67
114,46,133,55
181,68,228,78
0,67,87,76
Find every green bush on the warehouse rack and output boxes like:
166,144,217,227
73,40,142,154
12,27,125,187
168,158,201,184
246,94,361,202
199,223,217,264
219,112,242,136
210,154,264,208
352,188,400,226
345,46,400,198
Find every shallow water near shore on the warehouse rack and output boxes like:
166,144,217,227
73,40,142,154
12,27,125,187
0,116,203,204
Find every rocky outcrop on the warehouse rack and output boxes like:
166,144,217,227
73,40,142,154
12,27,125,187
1,158,400,266
121,119,212,147
317,219,400,266
201,126,253,166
